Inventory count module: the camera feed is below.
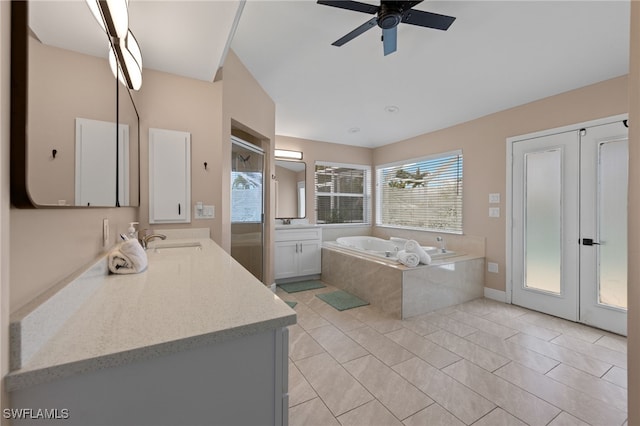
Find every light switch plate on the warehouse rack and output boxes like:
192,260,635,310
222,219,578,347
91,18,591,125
489,207,500,218
488,262,499,273
489,193,501,203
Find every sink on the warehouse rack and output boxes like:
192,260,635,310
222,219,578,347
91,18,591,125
151,242,202,253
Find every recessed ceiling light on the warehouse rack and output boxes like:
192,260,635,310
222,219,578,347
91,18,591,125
348,127,361,133
385,105,400,113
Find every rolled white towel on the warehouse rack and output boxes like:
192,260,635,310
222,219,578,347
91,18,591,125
404,240,431,265
397,250,420,268
108,239,148,274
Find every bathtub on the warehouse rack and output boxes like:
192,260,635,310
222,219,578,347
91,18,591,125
334,236,456,262
322,236,484,319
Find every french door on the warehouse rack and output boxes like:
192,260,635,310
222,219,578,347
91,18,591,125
511,120,628,335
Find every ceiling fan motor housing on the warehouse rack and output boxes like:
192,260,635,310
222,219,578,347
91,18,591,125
378,2,403,29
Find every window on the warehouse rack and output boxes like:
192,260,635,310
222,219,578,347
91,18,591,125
376,151,463,233
315,162,371,224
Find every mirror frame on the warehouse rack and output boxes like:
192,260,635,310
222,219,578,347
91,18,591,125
275,159,306,219
10,0,140,208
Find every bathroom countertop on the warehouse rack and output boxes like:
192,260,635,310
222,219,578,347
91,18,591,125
6,238,296,392
275,224,319,230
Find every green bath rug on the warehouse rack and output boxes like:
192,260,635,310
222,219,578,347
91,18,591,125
278,280,326,293
316,290,369,311
285,301,298,309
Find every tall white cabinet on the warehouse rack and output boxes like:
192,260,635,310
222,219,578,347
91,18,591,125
275,226,322,281
149,128,191,224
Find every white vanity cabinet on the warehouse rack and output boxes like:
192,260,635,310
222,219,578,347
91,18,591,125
275,227,322,280
149,128,191,223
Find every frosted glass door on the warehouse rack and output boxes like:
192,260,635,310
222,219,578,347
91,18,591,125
512,120,628,335
512,131,579,321
579,122,628,335
524,149,562,294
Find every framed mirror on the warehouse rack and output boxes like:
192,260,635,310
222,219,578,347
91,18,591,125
10,1,140,208
275,160,306,219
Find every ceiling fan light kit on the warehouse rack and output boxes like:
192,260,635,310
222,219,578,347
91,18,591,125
317,0,456,56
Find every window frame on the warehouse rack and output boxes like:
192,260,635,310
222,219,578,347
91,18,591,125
314,161,372,226
375,150,463,234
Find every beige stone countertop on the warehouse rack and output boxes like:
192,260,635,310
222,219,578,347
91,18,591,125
6,238,296,391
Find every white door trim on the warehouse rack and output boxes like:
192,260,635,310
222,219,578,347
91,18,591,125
505,114,628,305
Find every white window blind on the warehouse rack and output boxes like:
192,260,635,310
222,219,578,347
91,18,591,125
377,151,463,233
315,162,371,224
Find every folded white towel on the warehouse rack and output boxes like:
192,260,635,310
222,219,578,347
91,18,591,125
397,250,420,268
108,239,148,274
405,240,432,265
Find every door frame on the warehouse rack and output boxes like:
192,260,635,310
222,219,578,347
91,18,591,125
506,114,628,305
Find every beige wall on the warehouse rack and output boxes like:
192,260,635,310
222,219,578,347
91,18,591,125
223,50,276,285
627,2,639,424
1,1,10,420
135,67,223,241
275,135,374,223
373,75,628,292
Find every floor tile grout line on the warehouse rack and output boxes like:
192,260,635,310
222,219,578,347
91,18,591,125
288,293,628,426
493,359,627,422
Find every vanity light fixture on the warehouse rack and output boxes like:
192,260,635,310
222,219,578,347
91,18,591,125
86,0,142,90
86,0,129,39
107,32,142,91
275,149,303,161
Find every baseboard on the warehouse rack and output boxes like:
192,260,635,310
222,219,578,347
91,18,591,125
484,287,507,303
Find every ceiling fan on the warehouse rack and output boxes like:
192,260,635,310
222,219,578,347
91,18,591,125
317,0,456,56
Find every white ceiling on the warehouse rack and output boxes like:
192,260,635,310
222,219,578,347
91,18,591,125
29,0,242,82
30,1,630,149
231,0,630,147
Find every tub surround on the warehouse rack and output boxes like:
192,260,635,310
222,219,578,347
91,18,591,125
322,243,484,319
7,233,295,393
372,227,485,257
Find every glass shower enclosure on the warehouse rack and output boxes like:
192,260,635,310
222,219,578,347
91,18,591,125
230,137,265,281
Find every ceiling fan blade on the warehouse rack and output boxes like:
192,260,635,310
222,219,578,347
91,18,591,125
401,9,456,30
382,27,397,56
332,17,378,46
403,1,424,9
317,0,379,15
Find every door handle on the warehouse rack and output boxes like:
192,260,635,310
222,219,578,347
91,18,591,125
178,203,181,215
582,238,600,246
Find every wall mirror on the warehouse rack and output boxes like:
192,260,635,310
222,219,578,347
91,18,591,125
275,160,306,219
10,1,140,208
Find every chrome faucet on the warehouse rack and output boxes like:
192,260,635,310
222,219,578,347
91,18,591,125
436,236,446,253
140,233,167,249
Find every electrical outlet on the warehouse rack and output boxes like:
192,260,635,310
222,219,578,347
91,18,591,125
103,218,109,247
489,207,500,218
488,262,499,273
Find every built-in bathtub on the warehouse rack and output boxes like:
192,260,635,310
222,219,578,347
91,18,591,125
334,236,460,262
322,236,484,319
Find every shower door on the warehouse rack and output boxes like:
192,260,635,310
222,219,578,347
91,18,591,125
231,138,265,281
511,120,628,335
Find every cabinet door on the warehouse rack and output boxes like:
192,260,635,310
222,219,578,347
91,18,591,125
149,128,191,223
298,240,322,276
274,241,299,279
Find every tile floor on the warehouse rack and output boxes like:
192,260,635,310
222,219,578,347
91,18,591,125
277,283,628,426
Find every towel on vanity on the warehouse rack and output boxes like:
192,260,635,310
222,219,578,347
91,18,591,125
397,250,420,268
405,240,432,265
108,239,148,274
